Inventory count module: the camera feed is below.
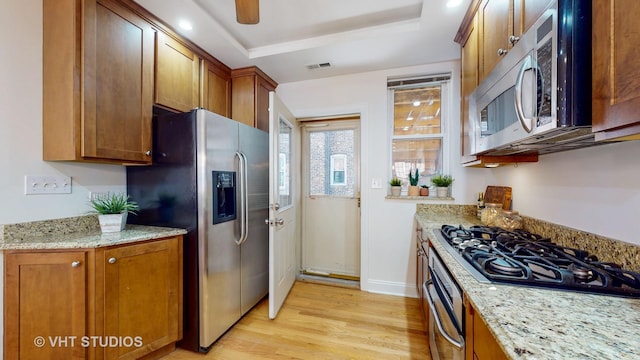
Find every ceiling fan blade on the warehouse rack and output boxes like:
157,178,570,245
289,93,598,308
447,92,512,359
235,0,259,24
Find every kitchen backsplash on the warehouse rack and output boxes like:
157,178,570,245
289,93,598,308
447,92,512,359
416,204,640,273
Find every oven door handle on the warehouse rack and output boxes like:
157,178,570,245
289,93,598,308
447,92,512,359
424,280,465,350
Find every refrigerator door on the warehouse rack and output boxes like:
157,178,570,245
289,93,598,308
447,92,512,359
238,124,269,314
198,110,242,348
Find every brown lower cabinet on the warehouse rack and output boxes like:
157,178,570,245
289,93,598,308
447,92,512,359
4,236,183,360
464,295,508,360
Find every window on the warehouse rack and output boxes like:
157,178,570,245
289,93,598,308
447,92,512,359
388,74,450,187
330,154,347,186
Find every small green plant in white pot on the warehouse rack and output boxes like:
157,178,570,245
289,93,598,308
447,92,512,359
430,174,454,198
389,177,402,196
90,193,139,233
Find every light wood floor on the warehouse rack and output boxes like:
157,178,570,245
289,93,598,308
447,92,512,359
161,281,430,359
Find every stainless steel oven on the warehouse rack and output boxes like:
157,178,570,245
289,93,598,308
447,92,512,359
425,245,465,360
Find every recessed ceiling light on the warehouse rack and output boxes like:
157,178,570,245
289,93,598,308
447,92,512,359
446,0,463,8
484,163,500,168
179,20,193,31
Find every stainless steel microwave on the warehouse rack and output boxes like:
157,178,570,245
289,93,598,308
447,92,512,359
468,0,594,156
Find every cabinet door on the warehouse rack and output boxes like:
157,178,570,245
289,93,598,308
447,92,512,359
256,76,274,131
83,0,155,163
513,0,553,37
592,0,640,141
479,0,513,81
201,59,231,117
156,31,200,112
4,251,88,360
231,75,258,127
101,237,182,359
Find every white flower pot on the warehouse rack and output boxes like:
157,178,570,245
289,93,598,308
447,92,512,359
98,213,128,233
436,187,449,198
390,186,402,196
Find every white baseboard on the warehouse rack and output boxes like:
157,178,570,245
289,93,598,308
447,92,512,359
365,278,418,298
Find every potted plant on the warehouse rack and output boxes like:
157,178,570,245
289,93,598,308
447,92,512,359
430,174,454,198
389,177,402,196
408,168,420,196
90,192,139,233
420,185,430,196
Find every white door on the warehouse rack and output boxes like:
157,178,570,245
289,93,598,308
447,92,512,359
301,119,361,278
267,92,297,319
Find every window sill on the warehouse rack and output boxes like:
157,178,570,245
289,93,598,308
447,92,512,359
385,195,454,200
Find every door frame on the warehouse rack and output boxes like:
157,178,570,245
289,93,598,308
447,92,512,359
300,117,361,278
294,105,369,290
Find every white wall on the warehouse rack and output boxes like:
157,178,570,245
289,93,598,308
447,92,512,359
276,61,488,296
0,0,127,226
490,140,640,245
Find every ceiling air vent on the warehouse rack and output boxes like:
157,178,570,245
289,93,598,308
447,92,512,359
306,62,333,70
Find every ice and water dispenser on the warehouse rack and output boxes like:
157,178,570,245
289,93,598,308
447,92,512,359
212,171,236,224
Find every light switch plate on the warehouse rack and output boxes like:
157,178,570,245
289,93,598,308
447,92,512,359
371,178,383,189
25,175,72,195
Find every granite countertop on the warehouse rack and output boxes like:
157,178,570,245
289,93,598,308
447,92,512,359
0,215,187,250
415,206,640,360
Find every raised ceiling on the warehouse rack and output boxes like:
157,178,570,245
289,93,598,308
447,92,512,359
133,0,471,84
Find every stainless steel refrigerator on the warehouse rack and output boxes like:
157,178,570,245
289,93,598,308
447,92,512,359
126,108,269,352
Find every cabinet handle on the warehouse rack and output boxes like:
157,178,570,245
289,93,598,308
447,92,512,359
71,261,81,267
497,48,508,56
509,35,520,45
145,150,152,156
108,257,117,264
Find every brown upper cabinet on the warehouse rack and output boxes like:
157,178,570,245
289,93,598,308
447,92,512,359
592,0,640,141
231,67,278,131
460,13,480,165
43,0,235,165
476,0,553,82
155,31,200,113
43,0,155,164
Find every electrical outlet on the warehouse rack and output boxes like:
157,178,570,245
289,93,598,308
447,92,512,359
88,192,107,201
25,175,72,195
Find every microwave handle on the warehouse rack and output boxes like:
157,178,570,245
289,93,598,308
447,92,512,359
514,55,535,133
424,279,465,350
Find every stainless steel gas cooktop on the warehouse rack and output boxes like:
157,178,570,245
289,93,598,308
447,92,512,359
435,225,640,298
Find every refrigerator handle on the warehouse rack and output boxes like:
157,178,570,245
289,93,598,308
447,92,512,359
235,152,249,245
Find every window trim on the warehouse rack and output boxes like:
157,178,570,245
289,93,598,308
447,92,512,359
388,75,451,186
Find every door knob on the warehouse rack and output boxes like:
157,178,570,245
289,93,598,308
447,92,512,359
108,257,117,264
497,48,508,56
71,261,81,267
276,218,284,225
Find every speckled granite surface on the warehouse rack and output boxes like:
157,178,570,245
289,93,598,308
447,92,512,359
0,215,186,250
415,204,640,360
522,216,640,273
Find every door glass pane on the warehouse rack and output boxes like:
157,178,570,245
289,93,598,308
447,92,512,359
392,139,442,186
393,85,442,136
278,118,292,207
309,129,355,197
